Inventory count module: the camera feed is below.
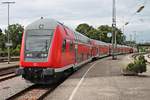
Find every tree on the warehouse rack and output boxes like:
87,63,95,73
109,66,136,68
5,24,24,49
76,23,125,44
76,23,99,40
97,25,112,43
87,28,99,40
114,27,124,44
0,29,5,51
76,23,92,36
97,25,124,44
0,28,2,33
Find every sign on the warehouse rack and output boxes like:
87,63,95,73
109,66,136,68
107,32,112,37
5,43,12,47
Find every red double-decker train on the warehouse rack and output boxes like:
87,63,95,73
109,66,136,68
16,18,134,84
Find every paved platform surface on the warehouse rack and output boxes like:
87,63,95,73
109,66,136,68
44,54,150,100
0,61,19,70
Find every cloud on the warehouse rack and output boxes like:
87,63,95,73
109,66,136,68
0,0,150,42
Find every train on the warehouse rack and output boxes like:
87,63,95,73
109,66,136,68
16,18,134,84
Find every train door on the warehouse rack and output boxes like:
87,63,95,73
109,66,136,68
75,43,78,63
109,45,111,55
74,32,78,64
97,47,99,57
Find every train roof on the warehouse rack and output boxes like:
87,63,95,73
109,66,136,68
94,40,109,46
26,18,60,30
74,31,90,44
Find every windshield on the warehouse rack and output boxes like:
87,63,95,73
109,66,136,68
25,29,53,62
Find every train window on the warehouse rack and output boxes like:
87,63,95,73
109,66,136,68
87,54,89,59
70,41,74,51
82,53,84,61
62,40,66,52
25,29,53,52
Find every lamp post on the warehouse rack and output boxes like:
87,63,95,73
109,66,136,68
2,1,15,64
136,5,144,13
112,0,117,60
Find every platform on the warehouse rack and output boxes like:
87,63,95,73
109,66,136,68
44,54,150,100
1,54,150,100
0,61,19,70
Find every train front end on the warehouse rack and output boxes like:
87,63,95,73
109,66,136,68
16,18,60,84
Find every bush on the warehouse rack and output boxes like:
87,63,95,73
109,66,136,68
126,55,147,74
126,63,135,71
10,45,21,56
0,50,7,57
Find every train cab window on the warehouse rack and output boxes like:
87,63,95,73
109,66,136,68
62,40,66,52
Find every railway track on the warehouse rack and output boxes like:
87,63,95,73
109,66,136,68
0,73,18,82
6,81,63,100
4,54,136,99
6,71,71,100
0,66,18,76
0,66,19,82
6,84,54,100
0,65,19,82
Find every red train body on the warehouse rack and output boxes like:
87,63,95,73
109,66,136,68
17,18,134,84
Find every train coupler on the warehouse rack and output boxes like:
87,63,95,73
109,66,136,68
15,67,24,75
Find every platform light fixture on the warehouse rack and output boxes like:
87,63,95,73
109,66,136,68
2,1,15,64
136,5,145,13
112,0,117,60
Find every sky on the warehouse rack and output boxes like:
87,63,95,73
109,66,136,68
0,0,149,43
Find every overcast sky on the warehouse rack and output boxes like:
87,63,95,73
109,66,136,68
0,0,149,43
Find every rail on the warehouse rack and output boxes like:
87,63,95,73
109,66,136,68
0,73,18,82
0,65,18,76
6,67,73,100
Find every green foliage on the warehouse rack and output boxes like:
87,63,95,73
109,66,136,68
5,24,24,49
0,28,2,33
126,55,147,73
10,44,21,56
139,47,146,52
138,55,147,63
0,31,5,51
87,28,99,40
76,23,92,35
0,24,24,56
76,24,124,44
126,63,135,72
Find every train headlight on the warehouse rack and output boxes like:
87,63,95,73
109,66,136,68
26,53,32,57
41,53,48,57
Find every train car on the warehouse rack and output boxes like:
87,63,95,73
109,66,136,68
74,31,92,66
90,39,100,58
89,40,110,58
94,40,110,57
16,18,134,84
16,18,92,84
